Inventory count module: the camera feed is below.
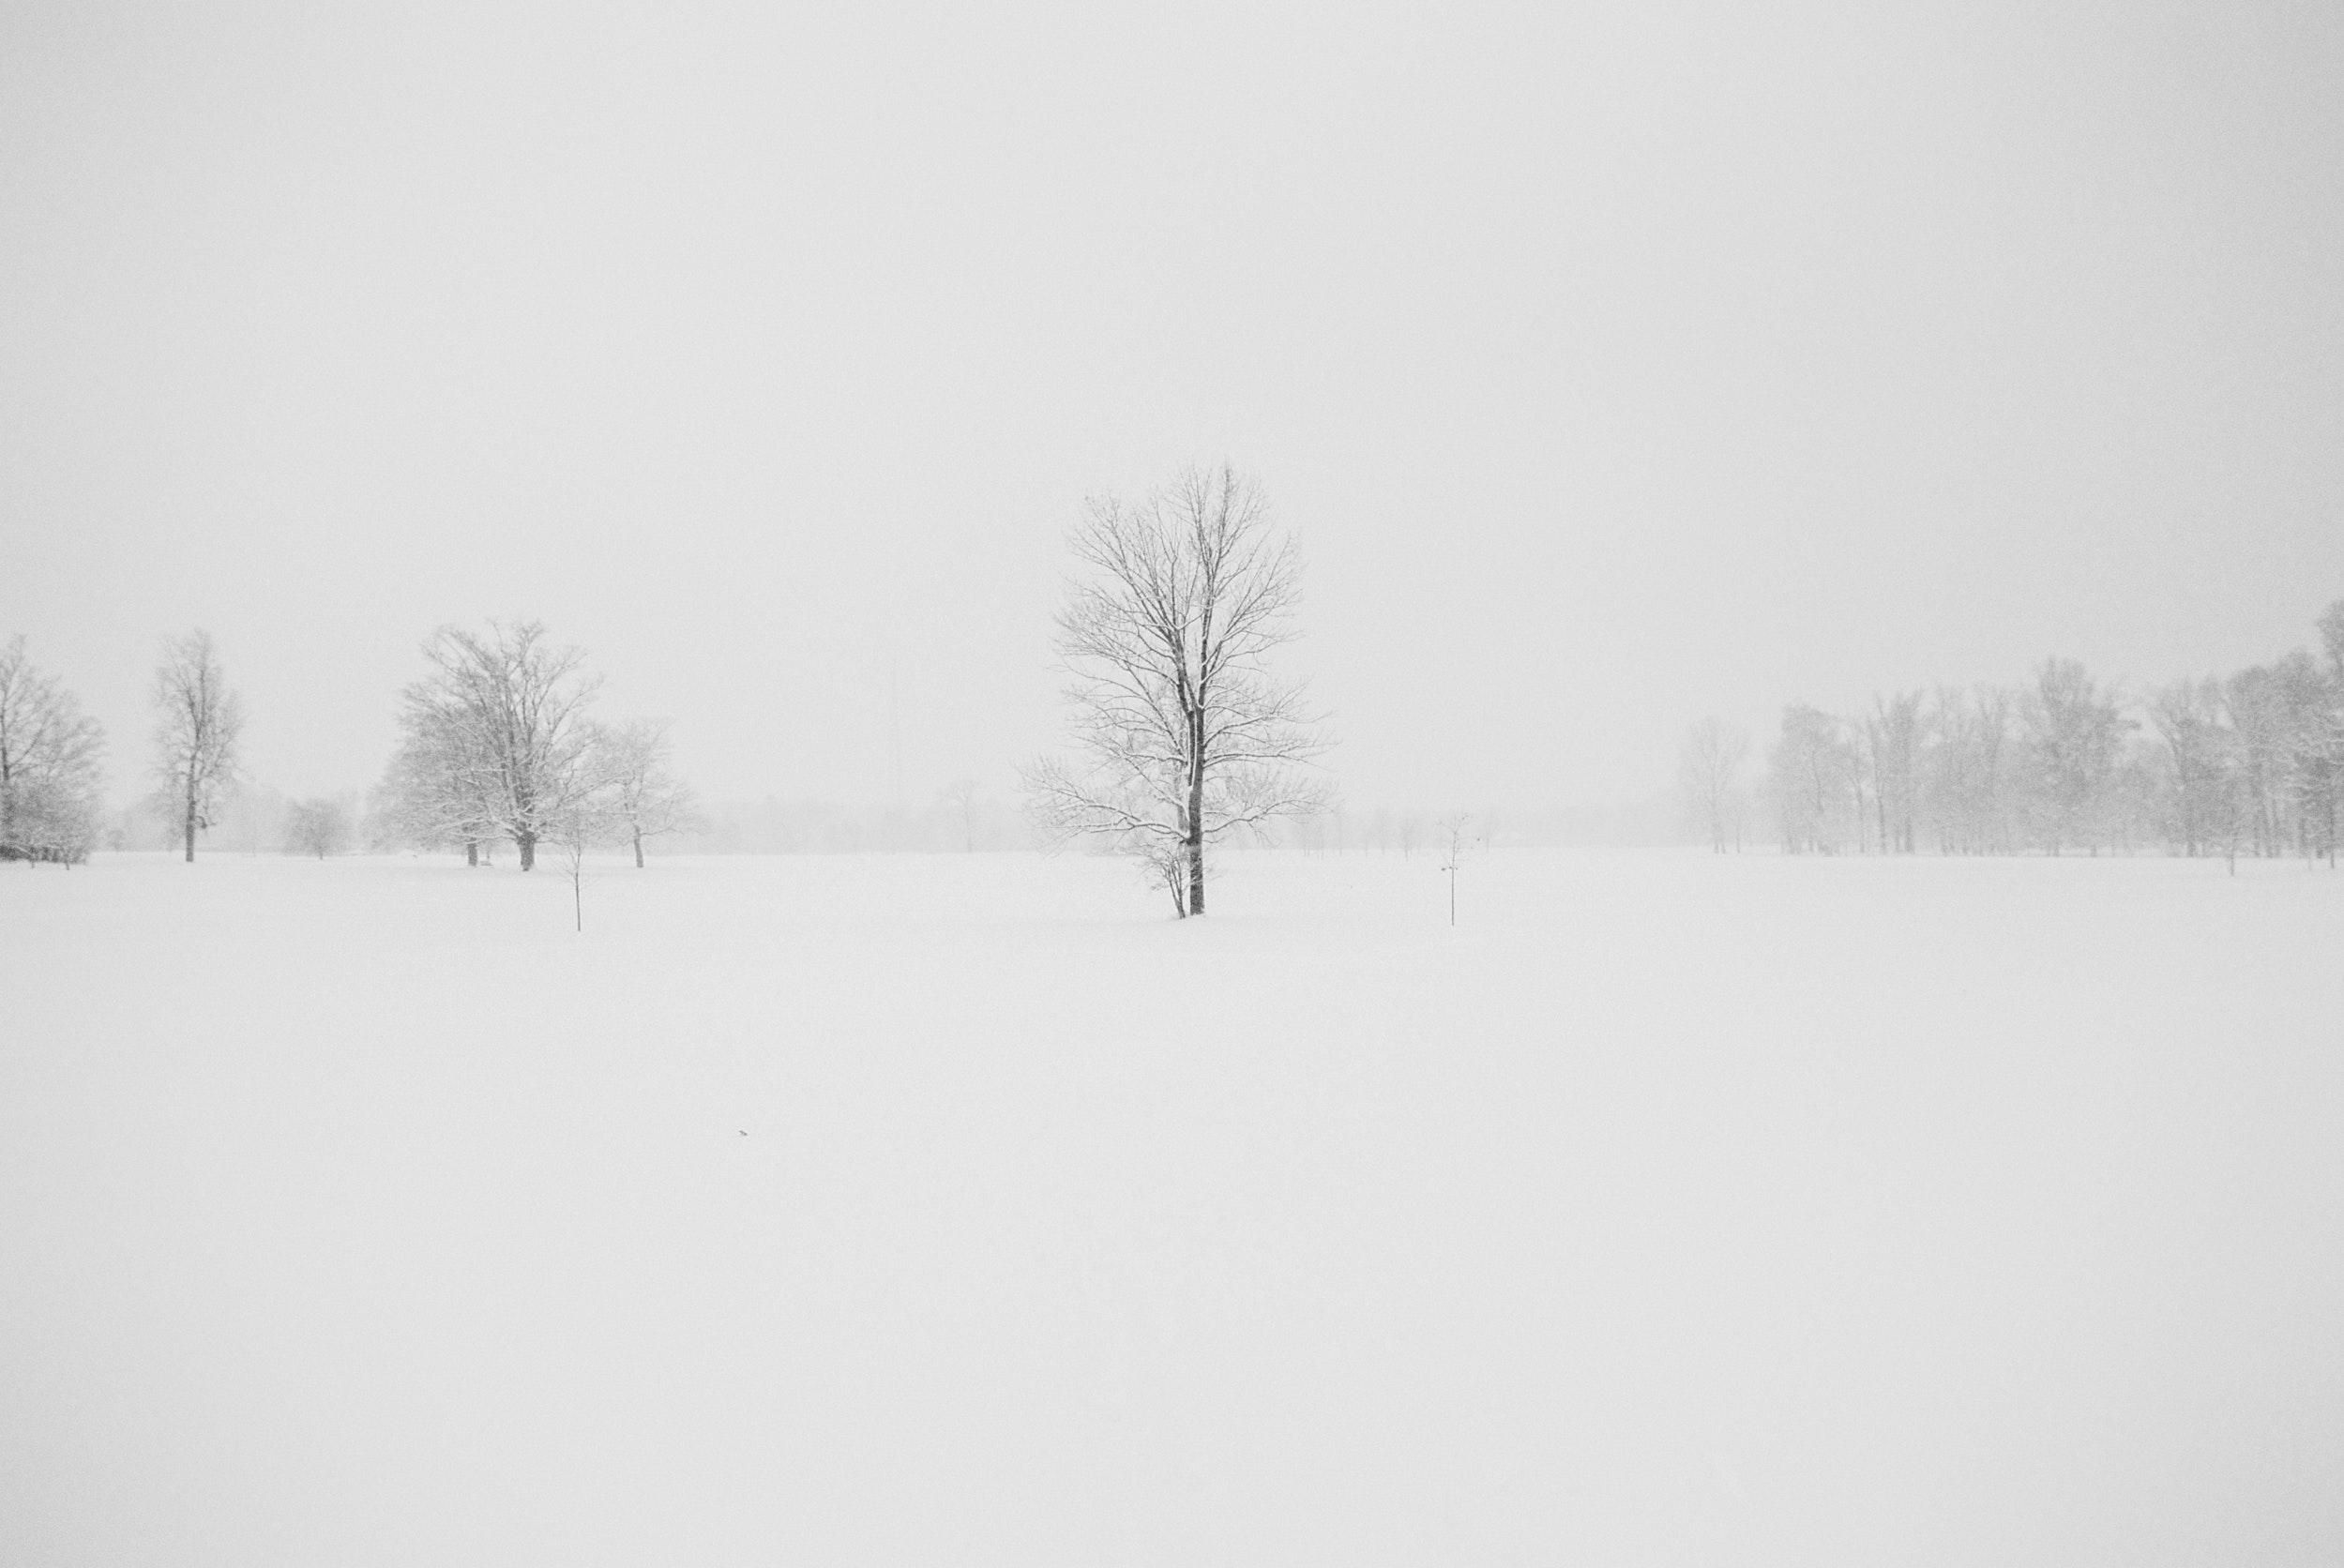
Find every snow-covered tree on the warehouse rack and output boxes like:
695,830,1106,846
597,717,697,867
0,635,106,866
2149,677,2232,857
394,621,602,871
151,629,244,863
2019,657,2130,855
376,694,499,863
1770,704,1853,853
2221,662,2296,858
2209,715,2260,874
1864,691,1925,854
1024,465,1327,916
2271,648,2339,866
2312,621,2344,867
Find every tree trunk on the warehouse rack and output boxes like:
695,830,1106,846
518,831,536,871
1186,711,1206,917
466,840,477,867
633,828,644,869
183,787,196,863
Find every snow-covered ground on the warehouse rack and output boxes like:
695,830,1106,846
5,848,2341,1566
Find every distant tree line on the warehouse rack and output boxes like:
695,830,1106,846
1686,600,2344,865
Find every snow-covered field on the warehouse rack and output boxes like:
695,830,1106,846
5,848,2341,1566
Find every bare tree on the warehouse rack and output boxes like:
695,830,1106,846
546,794,624,931
2136,684,2257,872
2214,717,2257,876
1868,692,1925,853
152,630,244,863
1438,811,1475,926
0,636,106,866
2019,658,2130,855
2223,662,2301,858
283,797,354,859
399,621,602,871
1024,466,1327,916
1924,686,2015,854
2149,677,2231,858
599,717,698,867
1678,716,1748,853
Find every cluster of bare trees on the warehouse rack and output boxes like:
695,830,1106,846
1762,683,2051,857
2147,626,2343,866
1025,466,1327,916
6,618,698,875
0,628,250,867
1688,601,2344,864
373,620,696,871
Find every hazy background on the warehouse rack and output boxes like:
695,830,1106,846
4,0,2340,814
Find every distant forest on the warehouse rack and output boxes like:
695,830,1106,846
1686,600,2344,865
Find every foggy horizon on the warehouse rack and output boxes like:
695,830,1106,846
8,2,2340,814
10,8,2344,1563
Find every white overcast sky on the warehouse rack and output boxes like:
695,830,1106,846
4,0,2340,809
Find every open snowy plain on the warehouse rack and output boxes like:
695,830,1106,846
5,847,2341,1566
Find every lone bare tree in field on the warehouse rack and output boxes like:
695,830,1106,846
1025,465,1326,916
1679,716,1748,853
152,630,244,863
